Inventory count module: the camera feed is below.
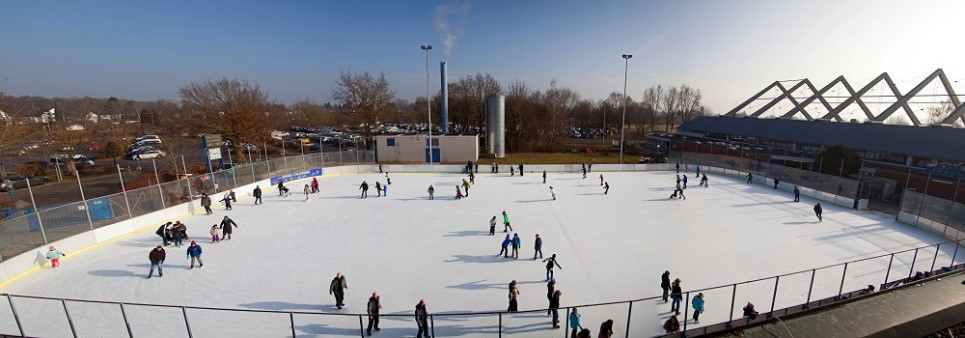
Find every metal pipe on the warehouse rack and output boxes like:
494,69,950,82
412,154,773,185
838,263,849,298
625,301,633,338
117,165,133,219
358,315,365,338
25,178,47,244
805,269,816,309
74,170,94,230
931,243,941,272
119,303,134,338
7,295,24,337
290,312,296,338
152,159,165,209
908,248,920,279
884,254,894,286
62,299,78,338
769,276,780,318
619,54,632,164
182,306,193,338
182,155,193,204
727,284,736,327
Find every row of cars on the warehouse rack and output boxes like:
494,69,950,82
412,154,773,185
126,135,166,160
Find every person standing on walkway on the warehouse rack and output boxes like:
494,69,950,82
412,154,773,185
663,314,680,333
569,307,583,338
599,319,614,338
543,254,562,281
546,279,556,315
692,292,705,323
508,280,520,312
661,271,671,302
793,186,800,202
147,245,165,278
46,246,66,268
186,241,203,269
534,234,543,260
814,203,823,222
550,289,562,328
415,299,430,338
366,292,381,336
670,278,683,314
253,185,262,205
359,181,369,199
329,272,348,309
502,211,513,232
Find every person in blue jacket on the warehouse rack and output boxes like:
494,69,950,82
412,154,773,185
692,292,705,323
498,235,511,258
186,241,203,269
511,233,521,259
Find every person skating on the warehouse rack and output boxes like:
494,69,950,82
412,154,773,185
427,185,435,200
210,224,220,243
543,170,547,184
489,216,497,235
462,179,471,197
661,271,671,302
201,193,213,215
682,175,688,189
156,223,171,246
221,192,232,210
534,234,543,260
498,235,511,258
746,172,753,184
510,166,515,176
675,162,680,173
278,180,290,197
303,184,311,201
695,165,701,178
599,174,604,186
384,172,391,185
186,241,203,269
599,319,614,338
692,292,705,323
550,186,557,200
375,181,382,197
604,182,609,195
172,221,185,247
415,299,430,338
676,175,681,188
329,272,348,309
378,163,383,173
511,233,521,259
311,177,319,193
491,162,496,174
220,216,238,240
230,190,237,202
518,164,524,176
670,278,683,313
587,163,592,173
455,185,463,199
253,185,262,205
366,292,382,336
700,174,709,187
673,187,685,199
382,183,388,197
581,167,587,179
359,181,369,199
569,307,583,338
773,177,780,189
662,314,680,333
793,185,800,202
546,279,556,315
502,211,513,232
469,171,475,184
508,280,520,312
814,203,823,222
550,289,562,328
46,246,66,268
495,163,499,174
147,245,166,278
543,254,562,281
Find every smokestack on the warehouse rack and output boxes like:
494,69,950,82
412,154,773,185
440,61,449,134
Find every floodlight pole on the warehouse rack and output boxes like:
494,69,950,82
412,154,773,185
620,54,633,164
421,44,433,167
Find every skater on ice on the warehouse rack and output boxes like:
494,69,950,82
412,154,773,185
550,289,562,328
375,181,382,197
511,233,521,259
682,175,688,189
171,221,186,247
311,177,319,193
384,172,391,185
510,166,515,176
533,234,543,259
278,181,290,197
359,181,369,199
382,183,388,197
201,193,213,215
329,272,348,309
700,174,709,187
469,171,475,184
543,254,562,281
604,182,609,195
502,211,513,232
543,170,547,184
46,246,66,268
746,172,753,184
600,174,604,186
518,163,524,176
773,177,780,189
793,185,800,202
253,185,262,205
498,235,511,258
550,186,556,200
546,279,555,314
661,271,671,302
221,192,232,210
508,280,520,312
695,165,701,178
814,203,823,222
147,245,165,278
220,216,238,240
303,184,310,201
427,185,434,200
462,179,471,197
489,216,497,235
581,167,587,179
455,185,463,199
156,223,171,246
186,241,203,269
209,225,220,243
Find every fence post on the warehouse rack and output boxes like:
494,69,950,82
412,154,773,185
152,159,165,210
6,295,24,337
908,248,920,279
62,299,78,338
498,312,502,338
930,243,942,272
805,269,816,309
74,170,95,230
837,263,849,299
119,303,134,338
727,284,736,327
181,306,193,338
951,240,961,270
625,301,633,338
769,276,780,318
117,165,134,219
683,292,691,331
358,315,365,338
25,178,48,244
430,314,436,338
884,254,895,287
289,312,296,338
565,307,571,338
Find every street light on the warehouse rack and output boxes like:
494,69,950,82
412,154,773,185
619,54,633,164
421,44,434,167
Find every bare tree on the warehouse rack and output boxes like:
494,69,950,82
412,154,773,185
662,86,680,132
676,85,705,126
926,100,957,125
331,71,395,148
642,85,664,133
179,78,275,162
448,73,501,133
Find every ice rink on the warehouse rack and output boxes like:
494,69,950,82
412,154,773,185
1,169,960,337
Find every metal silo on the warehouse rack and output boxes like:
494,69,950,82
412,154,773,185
486,95,505,158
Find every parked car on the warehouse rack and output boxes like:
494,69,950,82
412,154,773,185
49,154,95,167
130,149,166,160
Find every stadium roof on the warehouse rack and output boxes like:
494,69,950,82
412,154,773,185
679,116,965,162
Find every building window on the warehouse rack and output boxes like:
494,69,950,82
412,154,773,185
386,138,395,147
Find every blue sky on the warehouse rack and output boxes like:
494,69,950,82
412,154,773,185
2,0,964,115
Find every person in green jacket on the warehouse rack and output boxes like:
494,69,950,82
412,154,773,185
502,211,513,232
462,179,471,197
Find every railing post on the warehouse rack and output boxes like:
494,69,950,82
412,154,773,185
804,269,815,309
908,248,920,279
119,303,134,338
25,179,48,244
837,263,849,299
498,312,503,338
74,170,95,230
625,301,633,338
430,314,436,338
565,307,571,338
152,159,165,210
181,306,193,338
930,243,942,272
769,276,780,318
117,165,134,219
951,240,961,270
884,254,895,287
727,284,736,328
6,295,24,337
683,292,690,331
290,312,296,338
62,299,78,338
358,315,365,338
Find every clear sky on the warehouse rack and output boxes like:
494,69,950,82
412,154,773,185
2,0,964,115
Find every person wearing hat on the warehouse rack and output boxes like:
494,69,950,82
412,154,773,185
186,241,203,269
46,246,66,268
148,245,166,278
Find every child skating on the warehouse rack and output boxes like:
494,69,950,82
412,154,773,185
549,186,556,200
46,246,66,268
210,224,220,243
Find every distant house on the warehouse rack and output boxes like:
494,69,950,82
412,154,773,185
66,124,86,131
86,112,99,123
26,108,56,124
0,110,10,124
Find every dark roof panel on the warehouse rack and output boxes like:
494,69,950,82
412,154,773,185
679,116,965,162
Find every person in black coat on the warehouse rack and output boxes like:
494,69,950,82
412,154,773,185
220,216,238,240
415,299,430,338
814,203,823,222
147,245,166,278
359,181,369,199
253,186,262,205
329,272,348,309
546,279,555,315
156,222,171,246
367,292,381,336
550,290,562,328
661,271,671,302
670,278,683,313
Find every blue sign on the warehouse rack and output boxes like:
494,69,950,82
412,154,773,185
270,168,323,186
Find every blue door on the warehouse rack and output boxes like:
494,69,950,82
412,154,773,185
88,197,115,222
425,148,441,162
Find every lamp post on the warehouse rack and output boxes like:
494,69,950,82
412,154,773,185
421,44,433,167
619,54,633,164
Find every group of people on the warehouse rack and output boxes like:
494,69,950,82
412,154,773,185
155,221,190,247
359,174,392,199
145,216,237,278
327,272,431,337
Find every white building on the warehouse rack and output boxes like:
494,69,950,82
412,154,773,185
374,135,479,163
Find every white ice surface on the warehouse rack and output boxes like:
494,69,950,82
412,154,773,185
1,171,960,338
